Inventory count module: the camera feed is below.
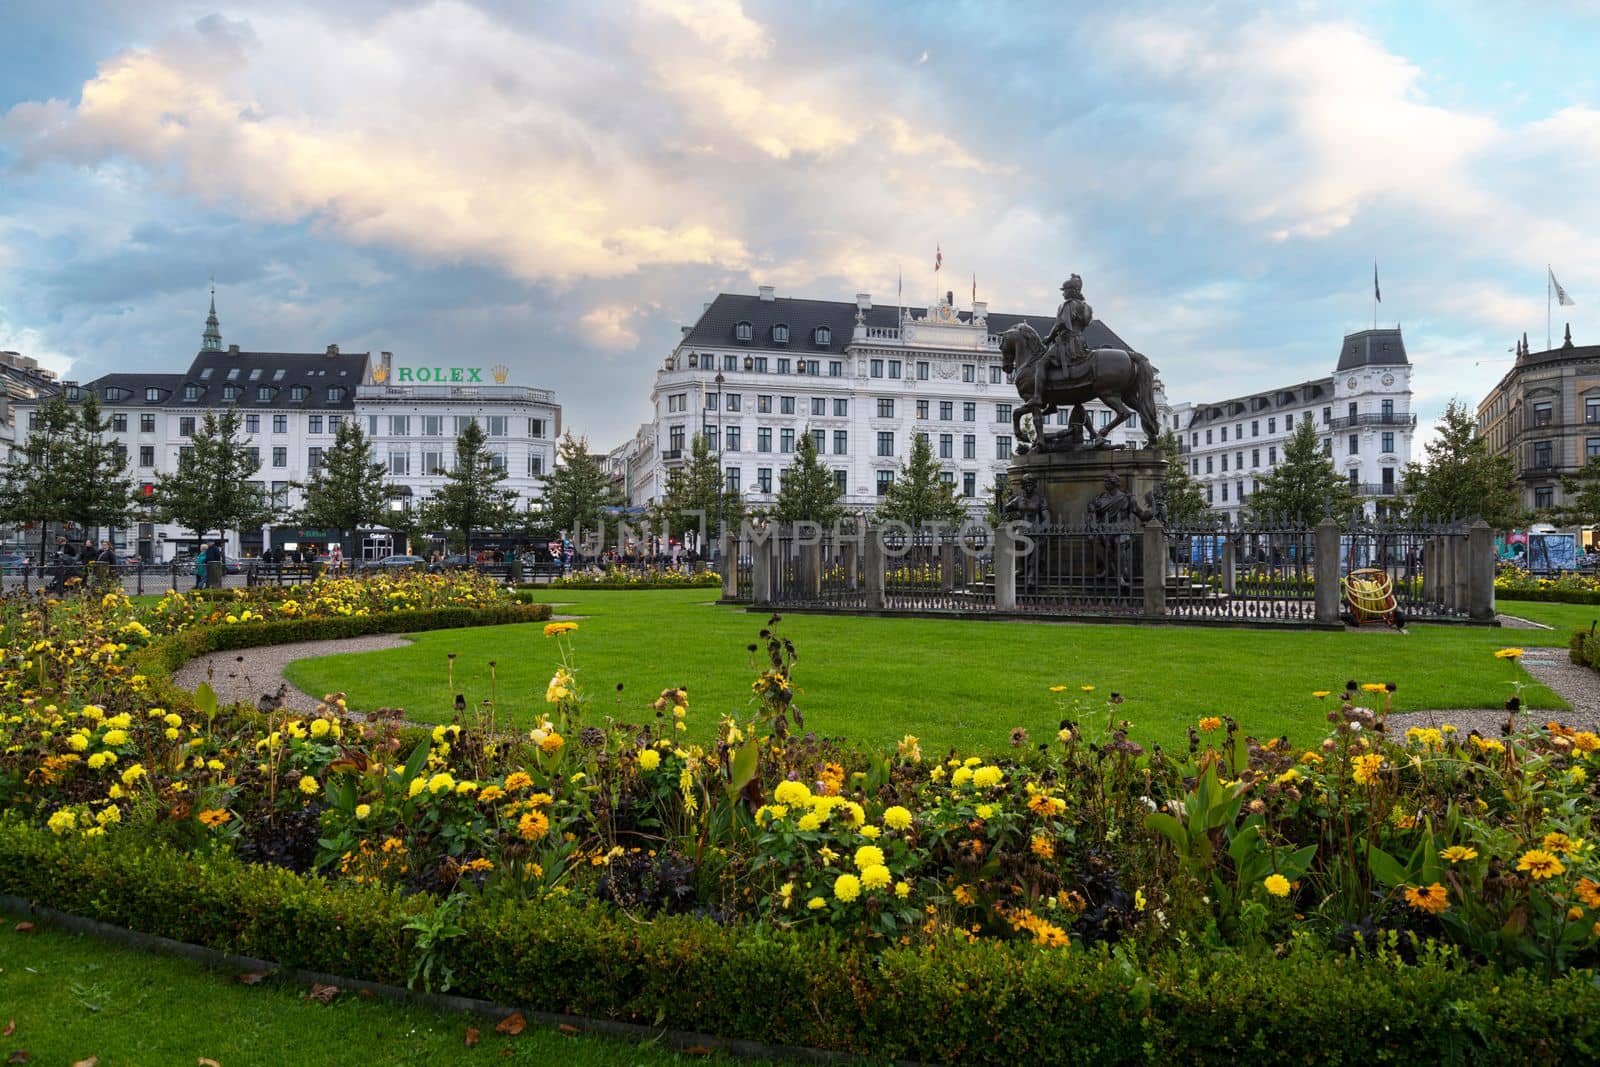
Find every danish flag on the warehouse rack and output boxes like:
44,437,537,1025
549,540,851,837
934,244,942,272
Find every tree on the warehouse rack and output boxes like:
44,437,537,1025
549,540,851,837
425,420,519,551
772,427,844,528
151,408,274,547
655,433,744,547
534,431,620,538
1247,418,1361,525
297,420,393,551
1559,459,1600,527
876,431,966,529
0,394,75,559
1155,430,1213,527
1404,400,1523,527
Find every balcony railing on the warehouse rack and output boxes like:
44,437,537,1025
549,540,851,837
1354,482,1401,497
660,449,684,462
1326,413,1417,431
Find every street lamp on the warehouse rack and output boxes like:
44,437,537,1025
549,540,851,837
714,370,726,561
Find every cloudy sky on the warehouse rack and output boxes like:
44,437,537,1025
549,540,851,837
2,0,1597,449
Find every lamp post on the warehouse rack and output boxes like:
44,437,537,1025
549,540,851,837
714,370,726,562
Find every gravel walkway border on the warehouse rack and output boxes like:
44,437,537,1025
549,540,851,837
171,635,415,714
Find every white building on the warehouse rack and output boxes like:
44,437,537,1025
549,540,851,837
1173,328,1415,523
356,351,561,517
625,286,1163,514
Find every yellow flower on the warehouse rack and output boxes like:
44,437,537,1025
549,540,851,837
309,718,331,739
427,772,456,795
1030,835,1055,860
1197,716,1222,733
1517,849,1566,880
972,765,1004,789
67,734,88,752
1048,685,1068,693
807,897,826,911
1404,883,1450,914
1439,845,1478,863
774,780,812,806
198,808,231,828
637,749,660,771
539,732,565,754
47,810,77,835
354,804,371,820
517,810,550,841
796,812,822,832
1312,691,1331,699
298,774,319,795
1080,685,1095,693
101,729,128,746
895,881,912,899
504,772,532,793
1360,683,1387,693
854,845,885,871
1351,753,1384,786
1574,732,1600,753
1264,874,1291,897
859,824,881,840
1541,832,1583,857
952,884,976,906
861,864,892,891
1494,647,1525,659
833,874,862,902
882,805,913,831
120,764,146,787
1577,878,1600,909
975,803,995,820
543,621,579,637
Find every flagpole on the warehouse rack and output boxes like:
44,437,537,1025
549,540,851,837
1548,265,1553,353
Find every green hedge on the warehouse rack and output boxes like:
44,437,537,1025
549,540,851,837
1498,586,1600,605
1,821,1596,1064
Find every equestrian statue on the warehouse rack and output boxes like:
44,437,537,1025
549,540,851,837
998,274,1160,453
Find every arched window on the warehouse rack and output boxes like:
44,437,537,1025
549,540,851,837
182,384,202,401
772,323,789,344
814,326,831,346
735,321,753,342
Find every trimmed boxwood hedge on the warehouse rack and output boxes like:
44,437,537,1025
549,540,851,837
1,821,1596,1065
1499,587,1600,605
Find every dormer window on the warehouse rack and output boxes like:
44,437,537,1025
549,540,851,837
273,368,286,381
256,386,273,402
814,326,831,346
222,385,240,401
226,368,240,381
104,388,127,402
199,368,213,379
772,324,790,344
182,385,202,401
248,368,262,381
291,385,310,401
325,386,344,403
66,385,81,401
735,321,753,342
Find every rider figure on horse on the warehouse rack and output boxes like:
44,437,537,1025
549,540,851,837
1037,274,1094,407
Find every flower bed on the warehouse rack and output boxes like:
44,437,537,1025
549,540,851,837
2,588,1599,1058
1497,565,1600,604
540,569,721,590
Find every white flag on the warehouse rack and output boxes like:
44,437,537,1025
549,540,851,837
1550,266,1575,307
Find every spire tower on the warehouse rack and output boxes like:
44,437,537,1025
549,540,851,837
202,285,223,351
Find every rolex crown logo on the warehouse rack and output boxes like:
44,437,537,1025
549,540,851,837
491,363,509,384
371,364,389,384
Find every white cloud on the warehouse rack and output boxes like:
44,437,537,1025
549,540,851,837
580,303,643,350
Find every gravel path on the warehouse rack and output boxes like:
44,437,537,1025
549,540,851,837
171,635,415,714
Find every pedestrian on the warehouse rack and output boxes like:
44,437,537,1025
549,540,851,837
194,544,209,589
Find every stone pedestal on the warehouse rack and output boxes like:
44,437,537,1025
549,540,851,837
1007,447,1168,526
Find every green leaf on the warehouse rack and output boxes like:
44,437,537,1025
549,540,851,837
401,738,430,785
1367,844,1409,888
1144,812,1189,857
725,739,760,801
193,681,218,719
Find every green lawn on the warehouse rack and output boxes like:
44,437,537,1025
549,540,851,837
0,912,770,1066
284,590,1577,754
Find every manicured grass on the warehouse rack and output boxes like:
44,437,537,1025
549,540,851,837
0,912,767,1066
284,590,1568,754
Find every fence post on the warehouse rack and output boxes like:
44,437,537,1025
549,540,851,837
800,539,822,599
994,524,1017,611
864,527,886,611
1450,529,1470,614
1467,520,1494,621
1315,518,1341,625
1142,521,1166,618
751,539,772,608
1420,538,1435,605
719,531,737,600
842,539,859,591
1221,536,1237,596
940,538,956,593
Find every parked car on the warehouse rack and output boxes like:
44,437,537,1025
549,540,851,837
366,554,426,571
0,553,31,573
428,553,476,572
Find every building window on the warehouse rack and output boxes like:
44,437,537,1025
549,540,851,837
723,354,737,372
489,453,506,471
1587,399,1600,425
781,428,796,453
995,436,1012,459
877,431,894,457
1381,431,1395,453
273,415,288,433
390,415,410,436
804,359,820,375
772,324,789,344
308,415,323,434
758,395,772,413
725,467,741,492
1534,440,1554,468
753,357,768,372
996,403,1012,423
308,447,325,471
272,446,287,468
1220,426,1228,442
877,398,894,418
1535,486,1555,509
1348,433,1359,455
1251,420,1259,437
704,391,718,411
1268,446,1277,465
963,471,976,497
728,394,743,413
833,469,847,492
179,417,195,437
703,426,719,452
989,366,1003,384
1284,413,1292,430
833,430,847,454
1322,407,1331,424
888,360,902,379
139,413,155,432
876,470,893,495
138,445,154,467
1192,458,1199,475
1221,483,1229,502
1381,467,1395,491
870,359,884,378
328,415,343,432
1588,437,1600,459
939,433,953,459
486,416,508,436
1206,456,1214,474
811,397,826,416
963,434,976,460
834,398,848,416
667,393,684,414
911,399,925,420
425,450,444,474
725,426,741,451
963,402,976,422
669,425,685,451
735,322,753,341
1251,448,1260,468
454,416,476,434
528,454,544,476
757,467,773,493
1381,398,1394,418
781,396,796,414
962,364,975,383
1323,439,1332,456
757,428,771,452
420,415,441,437
1221,454,1229,472
183,385,202,401
939,401,952,421
917,361,930,380
389,451,409,476
145,387,161,402
777,358,790,374
810,428,825,454
829,360,842,377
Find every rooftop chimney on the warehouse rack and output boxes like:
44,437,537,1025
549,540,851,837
681,325,692,337
326,344,340,356
855,292,872,312
227,344,240,354
758,285,775,302
946,290,954,306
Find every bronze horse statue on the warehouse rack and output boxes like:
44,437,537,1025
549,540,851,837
998,322,1160,452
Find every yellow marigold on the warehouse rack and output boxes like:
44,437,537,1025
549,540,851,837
1030,835,1055,860
882,805,913,831
1028,793,1066,818
298,774,319,796
833,874,862,902
120,764,146,787
1263,874,1291,897
543,621,579,637
1439,845,1478,864
427,772,456,795
101,729,128,747
854,845,886,871
309,718,331,739
67,734,88,752
1312,691,1331,699
408,777,427,798
971,765,1004,789
1048,685,1068,693
518,810,550,841
539,732,565,754
476,786,505,805
637,749,661,772
1351,753,1384,786
46,810,77,835
1574,732,1600,753
773,780,812,806
859,824,881,840
842,801,866,827
895,881,912,899
1404,882,1450,914
1517,849,1566,880
796,812,822,832
354,804,371,820
807,897,826,911
861,864,892,891
1197,716,1222,733
197,808,231,828
1494,647,1525,659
